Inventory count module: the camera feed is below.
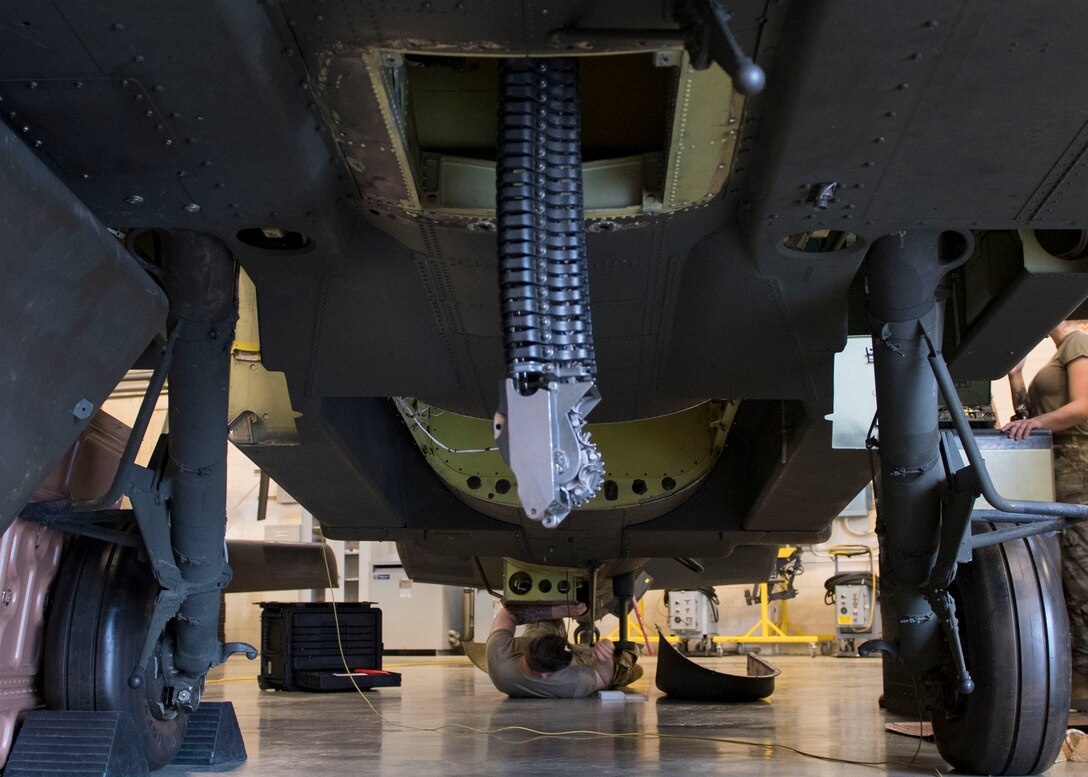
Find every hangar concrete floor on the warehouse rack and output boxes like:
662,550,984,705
156,655,1083,776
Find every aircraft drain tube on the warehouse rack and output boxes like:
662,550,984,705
494,58,604,528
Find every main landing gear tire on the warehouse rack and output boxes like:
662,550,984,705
930,523,1070,775
43,535,189,770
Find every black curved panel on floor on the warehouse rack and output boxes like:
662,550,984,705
654,628,779,702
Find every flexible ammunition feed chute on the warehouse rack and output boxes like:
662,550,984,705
493,59,604,527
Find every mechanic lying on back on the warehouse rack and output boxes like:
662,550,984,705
485,601,642,698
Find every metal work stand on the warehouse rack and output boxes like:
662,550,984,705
721,581,833,654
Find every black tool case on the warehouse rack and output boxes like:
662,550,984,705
258,602,401,691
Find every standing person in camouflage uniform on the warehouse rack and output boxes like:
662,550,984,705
1004,319,1088,711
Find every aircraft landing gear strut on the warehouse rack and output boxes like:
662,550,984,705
864,231,1069,775
33,230,254,770
158,230,239,686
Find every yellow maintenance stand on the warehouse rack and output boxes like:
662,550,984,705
717,547,835,654
612,547,835,655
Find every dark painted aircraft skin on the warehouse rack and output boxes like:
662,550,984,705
3,2,1088,773
2,1,1086,573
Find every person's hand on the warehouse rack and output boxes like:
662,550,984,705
591,638,615,665
1002,416,1043,440
505,601,585,625
552,602,587,618
590,638,616,689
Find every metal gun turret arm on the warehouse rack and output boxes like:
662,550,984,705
674,0,766,94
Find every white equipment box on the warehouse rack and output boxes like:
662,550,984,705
835,584,873,634
668,590,718,638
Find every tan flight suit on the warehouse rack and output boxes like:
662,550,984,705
527,620,643,689
486,619,642,698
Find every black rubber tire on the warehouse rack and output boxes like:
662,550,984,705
43,535,188,770
931,523,1070,775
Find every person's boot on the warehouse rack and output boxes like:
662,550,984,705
610,646,643,687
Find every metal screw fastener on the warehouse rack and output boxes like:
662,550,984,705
72,398,94,420
126,194,144,205
176,689,192,703
809,181,839,209
184,203,201,213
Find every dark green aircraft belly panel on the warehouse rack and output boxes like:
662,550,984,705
0,121,167,530
4,1,1088,568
